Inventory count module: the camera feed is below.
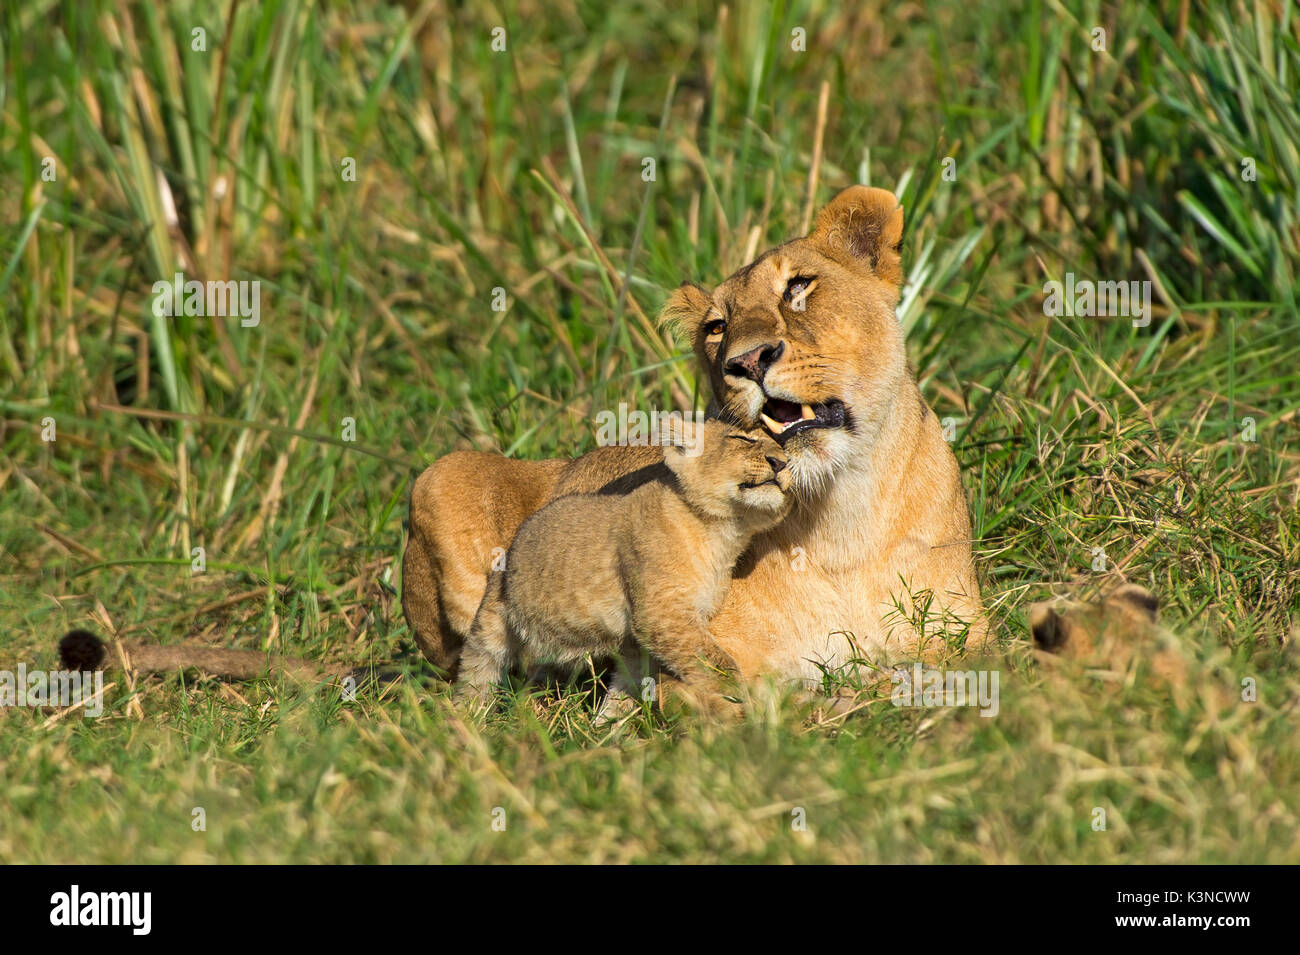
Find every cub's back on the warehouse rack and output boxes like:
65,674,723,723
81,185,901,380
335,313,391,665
504,492,630,606
503,491,662,649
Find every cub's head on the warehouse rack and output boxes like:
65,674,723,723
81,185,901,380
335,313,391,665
661,186,909,496
1029,583,1192,693
664,419,792,525
1029,583,1163,659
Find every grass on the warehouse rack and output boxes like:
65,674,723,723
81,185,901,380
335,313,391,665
1,0,1297,863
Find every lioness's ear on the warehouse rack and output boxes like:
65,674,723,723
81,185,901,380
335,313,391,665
658,282,713,342
810,186,905,285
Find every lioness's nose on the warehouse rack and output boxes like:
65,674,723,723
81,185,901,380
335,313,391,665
725,341,785,383
766,456,786,474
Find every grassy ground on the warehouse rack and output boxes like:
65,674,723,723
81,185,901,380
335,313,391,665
1,0,1297,863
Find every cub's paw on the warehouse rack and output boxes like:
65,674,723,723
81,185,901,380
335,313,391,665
594,685,640,724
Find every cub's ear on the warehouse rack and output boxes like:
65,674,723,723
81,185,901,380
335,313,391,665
810,186,905,285
659,417,703,461
661,439,690,476
658,282,714,342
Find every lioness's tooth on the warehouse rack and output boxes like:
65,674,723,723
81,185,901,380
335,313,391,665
760,412,783,434
801,404,815,420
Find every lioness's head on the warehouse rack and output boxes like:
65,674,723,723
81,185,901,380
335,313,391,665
664,420,792,525
662,186,908,495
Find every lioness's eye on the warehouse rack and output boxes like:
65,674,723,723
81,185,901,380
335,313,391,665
784,276,814,303
704,318,727,338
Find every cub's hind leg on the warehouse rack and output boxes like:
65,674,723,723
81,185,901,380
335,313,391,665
457,571,513,700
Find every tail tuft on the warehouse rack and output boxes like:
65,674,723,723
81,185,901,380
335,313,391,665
59,629,106,671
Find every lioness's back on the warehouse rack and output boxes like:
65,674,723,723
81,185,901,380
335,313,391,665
549,444,667,500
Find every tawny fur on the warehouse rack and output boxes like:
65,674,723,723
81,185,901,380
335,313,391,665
1029,584,1189,691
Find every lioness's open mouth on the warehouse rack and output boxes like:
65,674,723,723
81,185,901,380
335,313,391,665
759,397,849,444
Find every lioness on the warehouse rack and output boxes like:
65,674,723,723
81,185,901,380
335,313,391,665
457,421,792,714
403,186,988,685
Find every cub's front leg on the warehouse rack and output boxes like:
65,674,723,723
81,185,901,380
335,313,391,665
634,617,743,720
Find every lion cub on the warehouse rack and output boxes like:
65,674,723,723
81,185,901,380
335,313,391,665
457,420,793,714
1029,583,1189,690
